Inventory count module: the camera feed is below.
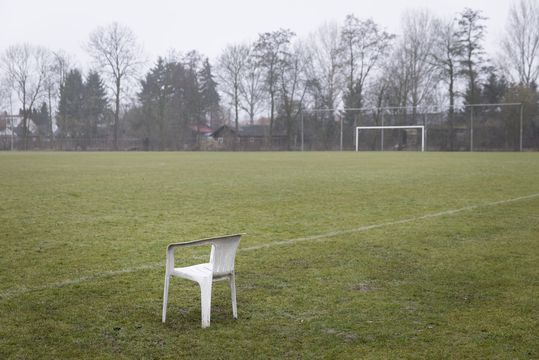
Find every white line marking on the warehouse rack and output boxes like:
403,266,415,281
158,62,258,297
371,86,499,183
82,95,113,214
241,192,539,250
2,192,538,300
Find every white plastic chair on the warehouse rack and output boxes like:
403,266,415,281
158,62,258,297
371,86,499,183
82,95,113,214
162,233,243,328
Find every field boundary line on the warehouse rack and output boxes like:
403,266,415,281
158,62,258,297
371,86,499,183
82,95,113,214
2,192,538,300
242,191,539,251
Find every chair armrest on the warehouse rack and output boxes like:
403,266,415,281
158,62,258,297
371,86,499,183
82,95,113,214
165,234,245,273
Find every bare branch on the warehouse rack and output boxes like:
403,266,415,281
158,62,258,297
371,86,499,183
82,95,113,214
500,0,539,86
86,22,143,149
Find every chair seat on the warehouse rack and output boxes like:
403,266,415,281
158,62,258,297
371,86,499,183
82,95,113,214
172,263,213,283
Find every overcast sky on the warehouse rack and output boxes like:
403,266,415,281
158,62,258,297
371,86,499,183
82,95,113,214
1,0,514,66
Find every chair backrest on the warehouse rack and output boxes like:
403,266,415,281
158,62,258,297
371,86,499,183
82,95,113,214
209,234,242,276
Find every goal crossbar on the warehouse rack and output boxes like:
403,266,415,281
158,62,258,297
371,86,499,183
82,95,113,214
356,125,425,152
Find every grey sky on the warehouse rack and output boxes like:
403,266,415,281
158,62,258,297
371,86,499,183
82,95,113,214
1,0,514,65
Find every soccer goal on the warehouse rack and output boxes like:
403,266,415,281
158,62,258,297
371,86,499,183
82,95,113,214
355,125,425,152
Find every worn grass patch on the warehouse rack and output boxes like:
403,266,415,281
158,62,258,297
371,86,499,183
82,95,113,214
0,152,538,359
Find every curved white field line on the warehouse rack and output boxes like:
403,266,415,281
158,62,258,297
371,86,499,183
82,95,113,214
1,192,538,300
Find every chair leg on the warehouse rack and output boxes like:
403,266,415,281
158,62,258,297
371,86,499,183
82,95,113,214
199,279,212,328
162,274,170,323
229,274,237,319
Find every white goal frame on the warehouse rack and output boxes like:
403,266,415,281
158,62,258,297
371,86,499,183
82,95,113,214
356,125,425,152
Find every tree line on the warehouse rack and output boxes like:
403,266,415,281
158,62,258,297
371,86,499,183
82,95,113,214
1,1,539,150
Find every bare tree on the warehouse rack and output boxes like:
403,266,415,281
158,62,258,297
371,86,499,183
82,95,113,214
431,18,460,149
432,18,460,111
217,44,249,137
367,76,389,121
305,21,343,111
279,42,309,149
500,0,539,86
456,8,488,105
1,44,50,149
87,22,143,150
43,51,73,142
254,29,295,148
361,70,392,149
381,44,411,109
0,79,9,112
401,9,440,118
340,15,394,111
239,52,265,125
43,67,56,142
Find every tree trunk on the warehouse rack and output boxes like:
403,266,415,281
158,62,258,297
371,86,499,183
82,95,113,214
269,89,274,150
234,84,239,151
448,70,455,151
48,88,54,149
114,78,121,150
249,100,255,125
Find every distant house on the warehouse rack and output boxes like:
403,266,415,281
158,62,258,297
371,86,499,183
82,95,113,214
0,114,25,137
0,116,10,149
0,116,8,135
0,114,25,150
210,124,287,150
187,124,215,150
188,124,214,137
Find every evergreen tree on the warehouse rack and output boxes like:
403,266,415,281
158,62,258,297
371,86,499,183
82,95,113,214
83,71,108,145
57,69,108,149
57,69,84,139
30,102,50,137
137,57,174,149
481,70,508,105
136,56,206,149
199,58,220,127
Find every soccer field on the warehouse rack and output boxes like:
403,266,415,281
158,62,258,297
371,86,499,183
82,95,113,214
1,152,538,359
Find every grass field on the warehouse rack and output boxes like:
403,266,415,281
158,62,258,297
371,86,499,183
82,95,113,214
1,151,538,359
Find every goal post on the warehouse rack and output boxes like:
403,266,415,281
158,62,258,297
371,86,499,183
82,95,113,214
356,125,425,152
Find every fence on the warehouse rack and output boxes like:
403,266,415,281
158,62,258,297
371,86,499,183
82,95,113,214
0,135,144,151
2,104,539,151
300,104,539,151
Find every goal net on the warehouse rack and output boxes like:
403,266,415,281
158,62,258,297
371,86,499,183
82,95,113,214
355,126,425,152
